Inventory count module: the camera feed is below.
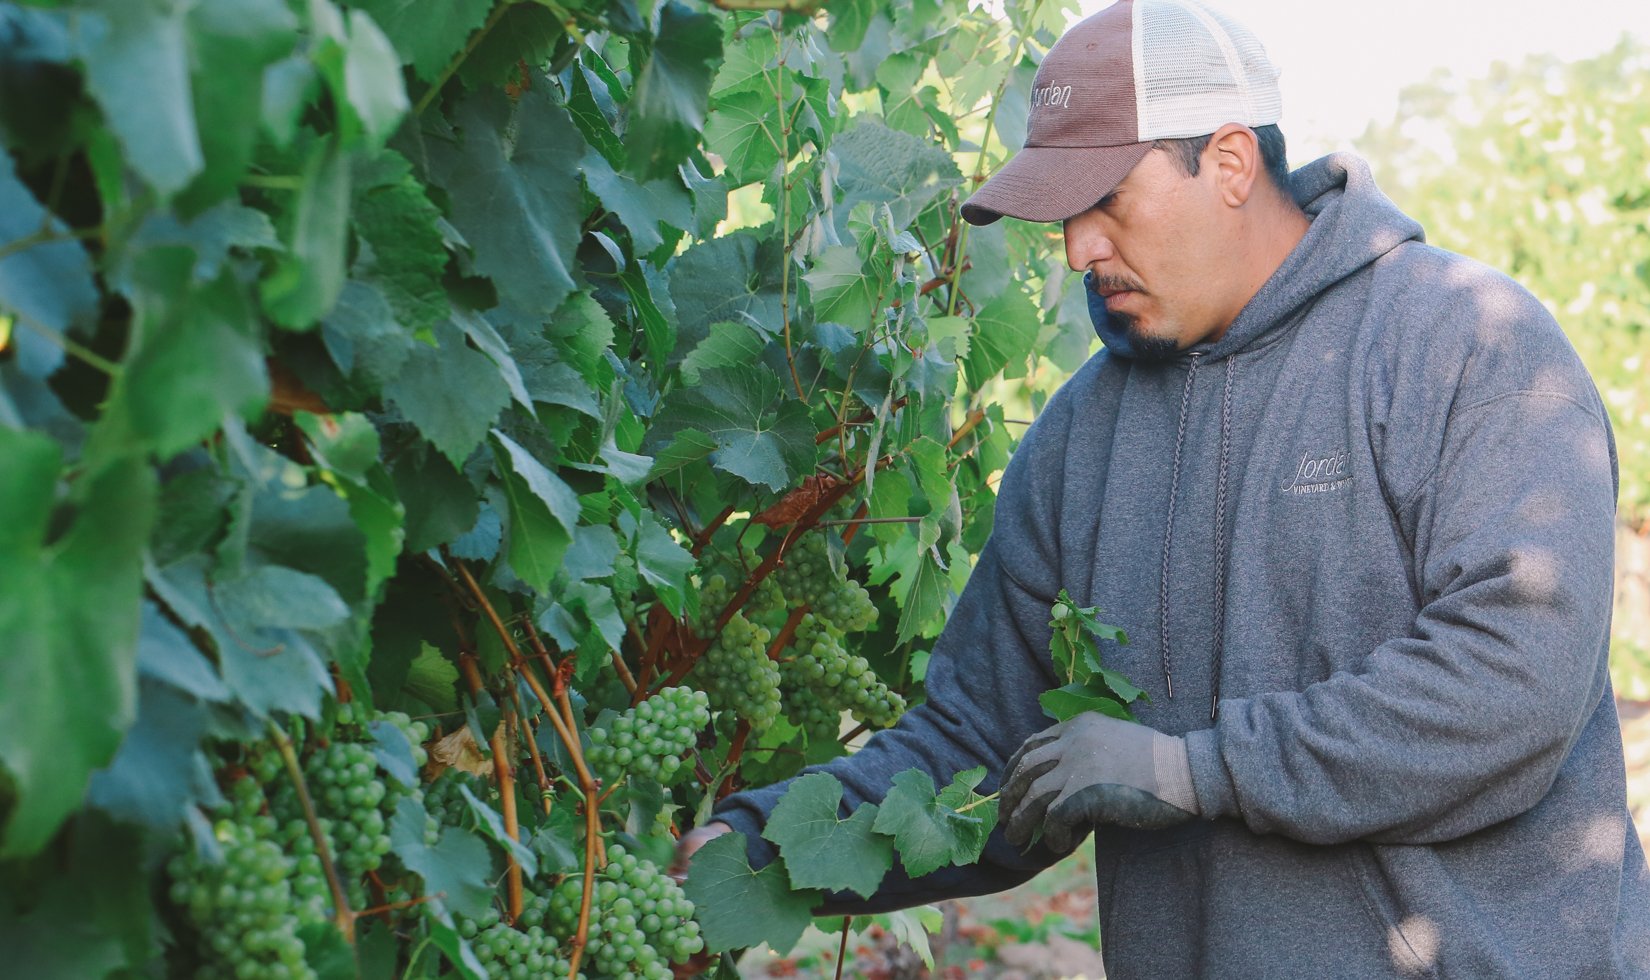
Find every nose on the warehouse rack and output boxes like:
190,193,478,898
1063,212,1116,271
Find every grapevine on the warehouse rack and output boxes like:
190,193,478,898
0,0,1128,973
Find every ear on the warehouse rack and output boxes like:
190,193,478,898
1205,123,1260,208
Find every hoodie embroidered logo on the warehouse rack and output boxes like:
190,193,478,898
1281,448,1352,495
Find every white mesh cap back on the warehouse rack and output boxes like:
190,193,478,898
1134,0,1283,140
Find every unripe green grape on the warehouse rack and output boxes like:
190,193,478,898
697,612,781,731
587,686,711,782
546,845,702,977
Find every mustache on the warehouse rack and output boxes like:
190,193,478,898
1086,273,1147,296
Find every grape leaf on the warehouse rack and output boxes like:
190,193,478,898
627,0,723,180
830,117,961,234
214,565,351,632
455,310,533,413
368,719,419,788
648,364,814,491
761,772,893,898
872,768,996,878
351,0,492,81
383,319,510,467
98,251,269,460
1039,681,1136,723
681,321,768,384
84,678,216,834
389,796,496,920
683,831,820,955
134,601,229,701
710,28,775,97
431,86,586,319
878,906,944,971
146,554,332,720
703,91,780,186
260,135,351,329
579,146,695,256
963,287,1040,388
456,783,539,879
0,444,156,858
73,0,202,195
0,813,152,976
308,4,408,147
804,245,885,332
491,431,580,590
668,231,784,342
632,511,695,617
125,202,281,285
0,149,98,378
321,279,414,385
177,0,297,211
455,3,559,88
546,292,616,385
351,150,450,334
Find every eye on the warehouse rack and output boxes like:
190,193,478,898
1094,193,1117,210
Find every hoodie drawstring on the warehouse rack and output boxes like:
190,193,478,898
1159,352,1201,700
1211,357,1235,720
1157,352,1237,719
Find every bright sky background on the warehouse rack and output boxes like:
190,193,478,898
1072,0,1647,159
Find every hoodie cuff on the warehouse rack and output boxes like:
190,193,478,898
1184,727,1240,820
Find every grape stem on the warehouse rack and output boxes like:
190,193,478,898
719,720,754,790
459,654,524,924
509,682,554,815
268,721,355,943
356,893,439,917
557,683,603,979
953,791,999,814
835,916,853,980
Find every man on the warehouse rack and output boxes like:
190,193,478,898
678,0,1650,974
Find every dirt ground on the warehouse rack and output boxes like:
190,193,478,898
743,699,1650,979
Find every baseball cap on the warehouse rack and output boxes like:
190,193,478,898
960,0,1283,226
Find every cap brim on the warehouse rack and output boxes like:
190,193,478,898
960,142,1154,225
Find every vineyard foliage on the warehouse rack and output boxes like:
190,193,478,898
0,0,1098,974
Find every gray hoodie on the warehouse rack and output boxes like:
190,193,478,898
715,153,1650,977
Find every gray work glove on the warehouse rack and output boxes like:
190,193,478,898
1000,713,1199,853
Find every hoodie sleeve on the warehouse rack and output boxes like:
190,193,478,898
708,380,1080,913
1184,285,1620,846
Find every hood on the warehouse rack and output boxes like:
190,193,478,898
1090,152,1425,360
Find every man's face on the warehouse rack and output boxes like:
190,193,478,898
1062,147,1231,358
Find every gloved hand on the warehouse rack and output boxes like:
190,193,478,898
1000,712,1199,853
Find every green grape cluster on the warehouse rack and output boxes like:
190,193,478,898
587,687,710,782
295,741,392,879
613,552,639,623
337,701,432,768
779,674,842,742
276,815,336,925
746,573,788,628
424,768,495,828
458,904,580,980
780,613,907,729
691,572,733,638
698,612,781,730
773,533,877,632
542,845,703,979
165,781,316,980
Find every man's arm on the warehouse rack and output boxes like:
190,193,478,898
692,383,1082,913
1188,378,1619,845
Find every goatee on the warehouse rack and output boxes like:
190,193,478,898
1112,311,1181,362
